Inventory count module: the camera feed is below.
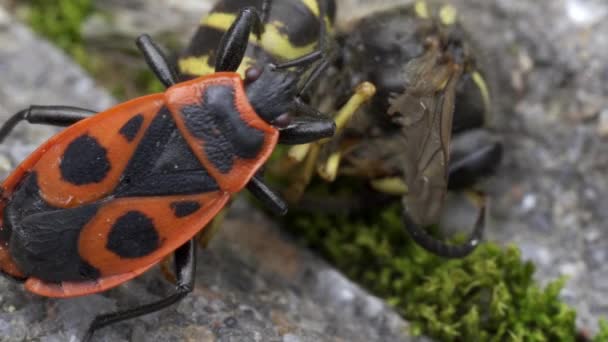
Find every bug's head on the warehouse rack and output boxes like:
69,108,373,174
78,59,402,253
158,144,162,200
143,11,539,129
243,65,299,128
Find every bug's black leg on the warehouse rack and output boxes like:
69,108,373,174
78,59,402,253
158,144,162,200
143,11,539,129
402,200,485,258
246,175,288,215
136,34,179,87
215,6,265,72
0,105,96,144
297,59,330,97
278,115,335,145
273,51,324,70
83,239,196,342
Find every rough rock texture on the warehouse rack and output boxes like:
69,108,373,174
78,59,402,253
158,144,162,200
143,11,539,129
0,6,417,342
455,0,608,335
341,0,608,335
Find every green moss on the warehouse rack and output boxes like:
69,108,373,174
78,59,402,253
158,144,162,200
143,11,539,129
25,0,95,70
23,0,163,101
594,319,608,342
284,183,579,341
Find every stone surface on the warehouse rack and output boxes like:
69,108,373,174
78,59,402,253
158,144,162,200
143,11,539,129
450,0,608,335
0,6,417,342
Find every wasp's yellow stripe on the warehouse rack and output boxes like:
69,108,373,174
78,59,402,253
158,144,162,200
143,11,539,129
415,1,430,19
179,55,256,77
439,4,458,26
302,0,320,17
472,71,492,120
202,12,319,60
370,177,409,195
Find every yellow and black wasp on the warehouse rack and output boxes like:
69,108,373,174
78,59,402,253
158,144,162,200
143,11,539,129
280,1,503,258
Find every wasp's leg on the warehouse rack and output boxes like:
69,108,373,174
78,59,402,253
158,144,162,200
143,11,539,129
402,197,485,258
316,82,376,181
136,34,178,87
0,105,96,144
283,143,321,203
83,239,196,342
281,81,376,198
246,174,288,216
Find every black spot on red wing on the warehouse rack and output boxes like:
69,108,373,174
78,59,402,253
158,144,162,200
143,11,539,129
107,211,159,258
60,134,111,185
5,173,102,282
180,84,265,174
170,201,201,218
119,114,144,142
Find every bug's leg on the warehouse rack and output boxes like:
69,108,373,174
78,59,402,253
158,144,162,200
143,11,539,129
0,105,96,144
214,6,265,72
161,207,227,284
83,239,196,342
246,175,288,216
402,197,485,258
278,115,335,145
136,34,179,87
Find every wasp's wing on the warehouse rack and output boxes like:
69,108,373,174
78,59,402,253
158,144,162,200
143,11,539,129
388,43,462,227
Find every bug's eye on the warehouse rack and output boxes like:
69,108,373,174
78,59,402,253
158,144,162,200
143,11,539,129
272,113,292,128
245,67,263,84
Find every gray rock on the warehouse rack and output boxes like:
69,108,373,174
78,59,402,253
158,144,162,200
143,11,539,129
0,5,416,342
450,0,608,334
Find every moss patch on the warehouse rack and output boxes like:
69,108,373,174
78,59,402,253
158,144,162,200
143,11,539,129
283,179,582,341
25,0,95,71
22,0,163,100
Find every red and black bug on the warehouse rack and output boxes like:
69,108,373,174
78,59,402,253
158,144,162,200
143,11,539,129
0,1,335,340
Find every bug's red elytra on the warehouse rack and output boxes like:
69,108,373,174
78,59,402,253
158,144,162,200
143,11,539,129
0,0,335,340
1,73,277,297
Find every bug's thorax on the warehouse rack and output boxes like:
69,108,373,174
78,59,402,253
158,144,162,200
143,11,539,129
164,73,279,193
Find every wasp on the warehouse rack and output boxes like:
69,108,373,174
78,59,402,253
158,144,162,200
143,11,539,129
279,1,503,258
